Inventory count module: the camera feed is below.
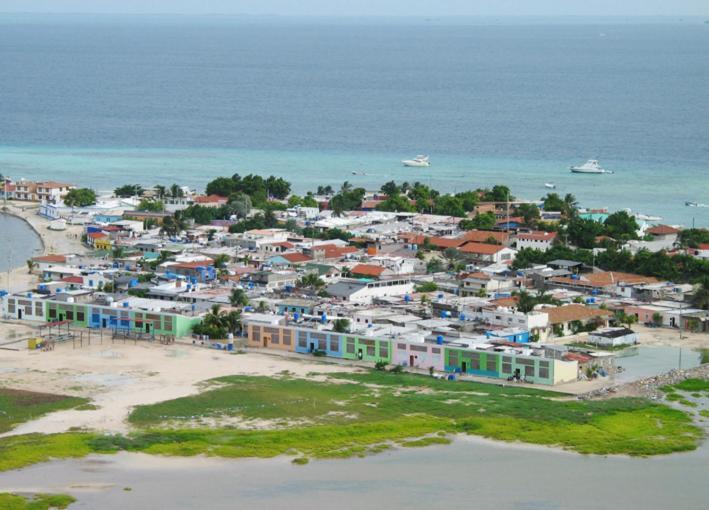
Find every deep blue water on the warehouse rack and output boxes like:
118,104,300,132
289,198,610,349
0,16,707,224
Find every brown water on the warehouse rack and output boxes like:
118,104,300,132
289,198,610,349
1,436,707,510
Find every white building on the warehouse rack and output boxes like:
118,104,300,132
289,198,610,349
516,231,558,252
326,277,414,305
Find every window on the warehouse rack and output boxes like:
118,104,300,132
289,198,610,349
486,354,497,372
8,301,16,314
397,343,407,350
379,342,388,358
66,310,74,321
431,347,441,354
329,335,340,352
282,330,292,346
251,326,260,341
35,302,43,316
525,365,535,377
448,350,459,366
164,316,173,332
297,331,307,348
539,361,549,379
77,311,85,322
346,339,355,354
319,339,327,351
470,352,481,370
410,345,427,352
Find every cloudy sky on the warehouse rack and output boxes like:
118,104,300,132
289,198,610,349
1,0,707,16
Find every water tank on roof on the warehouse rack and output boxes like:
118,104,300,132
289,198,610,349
123,301,129,307
571,274,579,280
244,306,254,312
404,294,411,303
321,313,327,324
293,312,300,321
459,313,466,321
437,335,444,345
129,279,139,288
56,288,62,293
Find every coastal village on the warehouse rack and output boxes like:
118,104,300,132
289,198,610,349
1,174,707,390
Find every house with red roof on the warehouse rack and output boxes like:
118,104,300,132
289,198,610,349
350,263,393,279
459,242,517,264
193,195,228,208
646,224,681,243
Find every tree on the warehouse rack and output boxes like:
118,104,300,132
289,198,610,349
265,176,291,199
26,259,36,274
332,318,350,333
604,211,639,241
563,193,579,218
415,281,438,293
114,184,144,198
212,254,231,269
460,211,496,230
63,188,97,207
316,185,334,195
302,193,318,208
229,288,250,308
206,177,238,197
543,193,565,212
154,185,166,200
376,194,416,213
481,185,513,202
298,273,325,292
652,312,663,325
691,277,709,310
380,181,400,197
517,203,540,227
170,184,184,198
138,199,164,212
257,300,269,313
455,191,479,212
434,195,466,217
228,192,252,219
426,258,445,274
566,217,603,248
161,216,185,237
678,228,709,248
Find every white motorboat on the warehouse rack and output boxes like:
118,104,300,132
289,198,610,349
570,159,613,174
544,182,556,189
635,213,663,222
402,155,430,167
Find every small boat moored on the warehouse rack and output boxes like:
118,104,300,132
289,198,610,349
544,182,556,189
570,159,613,174
402,155,431,167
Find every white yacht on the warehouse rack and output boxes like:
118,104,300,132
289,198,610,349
402,155,430,167
544,182,556,189
570,160,613,174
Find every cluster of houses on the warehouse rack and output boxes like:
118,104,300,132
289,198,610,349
1,181,707,386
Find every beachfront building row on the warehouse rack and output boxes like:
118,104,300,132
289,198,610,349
244,317,578,385
1,293,201,337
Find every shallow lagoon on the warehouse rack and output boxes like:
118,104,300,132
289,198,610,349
1,435,708,510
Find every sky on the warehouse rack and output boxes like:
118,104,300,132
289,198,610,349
0,0,707,17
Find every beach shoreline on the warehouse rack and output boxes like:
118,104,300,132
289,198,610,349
0,202,87,293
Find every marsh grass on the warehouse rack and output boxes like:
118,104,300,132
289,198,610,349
0,389,88,433
0,493,76,509
0,371,704,473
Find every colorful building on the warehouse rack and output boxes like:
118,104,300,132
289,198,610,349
243,319,577,385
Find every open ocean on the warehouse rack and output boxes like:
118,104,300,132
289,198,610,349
0,15,707,226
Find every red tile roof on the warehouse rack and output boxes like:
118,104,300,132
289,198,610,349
173,260,215,269
545,304,613,324
459,242,505,255
194,194,228,204
281,253,312,264
517,231,557,242
351,264,386,277
32,255,67,263
88,232,108,239
428,236,467,249
61,276,83,284
647,225,680,235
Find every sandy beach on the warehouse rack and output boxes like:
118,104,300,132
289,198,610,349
0,202,87,294
0,342,355,437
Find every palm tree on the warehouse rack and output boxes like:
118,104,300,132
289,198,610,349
154,185,166,200
221,310,242,335
298,273,325,292
26,259,36,274
170,184,184,199
229,288,249,308
563,193,578,218
340,181,352,193
212,254,230,269
691,277,709,310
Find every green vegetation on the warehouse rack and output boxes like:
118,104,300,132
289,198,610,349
0,493,76,509
663,379,709,393
0,373,703,473
62,188,96,207
700,410,709,419
0,389,88,434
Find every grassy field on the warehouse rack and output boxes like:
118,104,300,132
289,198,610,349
0,492,75,509
0,389,88,434
0,372,704,473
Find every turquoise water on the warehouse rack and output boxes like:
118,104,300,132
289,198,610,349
1,145,707,226
1,17,707,226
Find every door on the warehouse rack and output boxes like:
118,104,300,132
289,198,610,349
146,323,151,334
102,318,107,328
357,348,363,360
409,355,415,367
17,309,23,320
514,368,521,380
263,334,271,348
461,361,467,373
310,342,315,352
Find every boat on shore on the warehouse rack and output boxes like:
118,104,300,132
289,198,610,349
402,155,430,167
570,160,613,174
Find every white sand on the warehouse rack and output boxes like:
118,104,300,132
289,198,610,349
0,342,355,437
